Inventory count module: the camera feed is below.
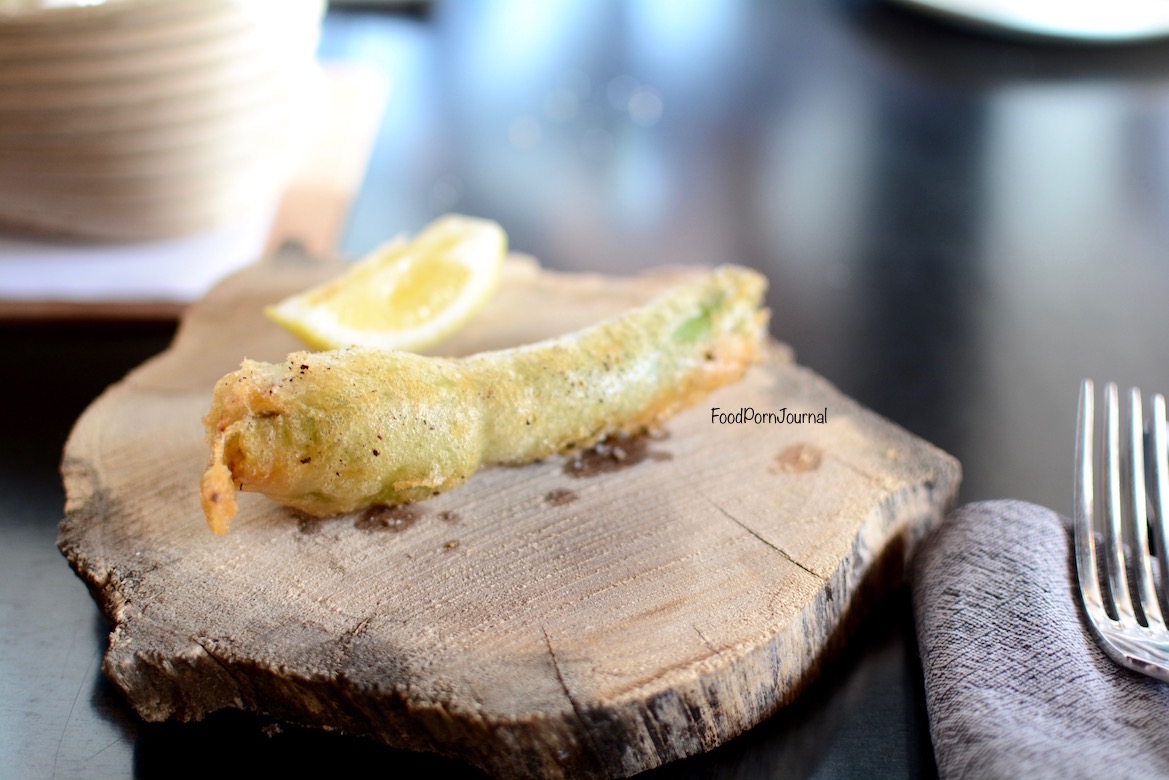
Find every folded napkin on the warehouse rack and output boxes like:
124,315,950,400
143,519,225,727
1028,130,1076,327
913,500,1169,779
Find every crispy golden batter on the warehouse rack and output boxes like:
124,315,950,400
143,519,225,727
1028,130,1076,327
201,265,768,534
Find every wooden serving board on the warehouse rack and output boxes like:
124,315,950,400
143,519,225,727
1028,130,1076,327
58,246,960,778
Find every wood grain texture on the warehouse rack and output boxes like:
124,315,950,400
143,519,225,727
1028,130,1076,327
58,246,960,778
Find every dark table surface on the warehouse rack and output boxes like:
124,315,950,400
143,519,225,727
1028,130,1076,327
6,1,1169,777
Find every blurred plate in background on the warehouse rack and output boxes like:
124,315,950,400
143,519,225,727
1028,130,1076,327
890,0,1169,43
0,63,390,319
0,0,324,241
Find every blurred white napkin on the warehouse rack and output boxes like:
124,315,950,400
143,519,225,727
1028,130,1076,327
913,500,1169,779
0,206,274,304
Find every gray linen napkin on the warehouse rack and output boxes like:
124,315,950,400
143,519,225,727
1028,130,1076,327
913,499,1169,779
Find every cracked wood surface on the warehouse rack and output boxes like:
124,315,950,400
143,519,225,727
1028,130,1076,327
58,247,960,778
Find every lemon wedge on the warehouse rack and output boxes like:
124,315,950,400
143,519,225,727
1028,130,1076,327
266,214,506,351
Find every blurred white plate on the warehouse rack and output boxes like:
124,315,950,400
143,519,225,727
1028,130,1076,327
0,206,274,304
891,0,1169,43
0,0,324,241
0,63,390,318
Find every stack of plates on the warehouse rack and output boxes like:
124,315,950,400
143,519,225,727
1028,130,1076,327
0,0,324,241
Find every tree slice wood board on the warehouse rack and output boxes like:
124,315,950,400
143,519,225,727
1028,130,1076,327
58,245,961,779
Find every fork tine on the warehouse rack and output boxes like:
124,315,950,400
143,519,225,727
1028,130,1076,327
1076,381,1169,683
1126,388,1163,628
1104,382,1138,624
1075,380,1111,628
1149,393,1169,613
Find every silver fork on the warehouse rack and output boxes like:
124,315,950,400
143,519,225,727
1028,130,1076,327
1075,379,1169,682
